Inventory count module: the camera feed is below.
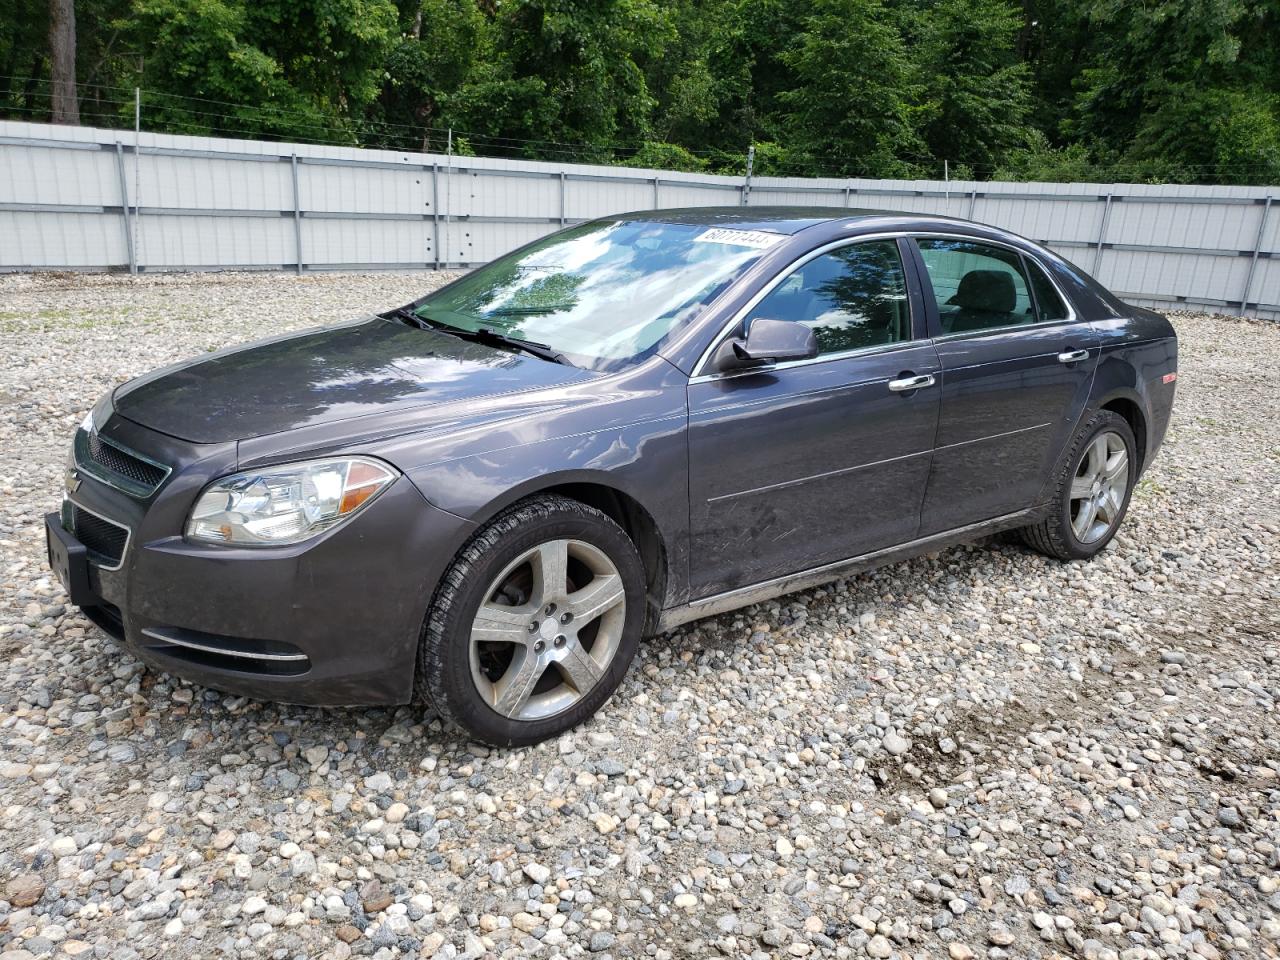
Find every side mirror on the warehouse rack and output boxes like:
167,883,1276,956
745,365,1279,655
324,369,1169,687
712,318,818,373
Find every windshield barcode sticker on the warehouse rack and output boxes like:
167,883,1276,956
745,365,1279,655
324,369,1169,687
693,228,784,249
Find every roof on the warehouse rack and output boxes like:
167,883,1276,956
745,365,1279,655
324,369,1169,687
609,206,901,236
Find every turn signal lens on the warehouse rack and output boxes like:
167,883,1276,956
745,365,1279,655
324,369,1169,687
186,457,397,546
339,461,392,514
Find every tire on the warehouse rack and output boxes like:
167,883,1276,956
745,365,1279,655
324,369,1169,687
1018,410,1138,561
416,494,646,747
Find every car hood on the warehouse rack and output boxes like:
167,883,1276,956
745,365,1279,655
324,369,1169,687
112,316,594,444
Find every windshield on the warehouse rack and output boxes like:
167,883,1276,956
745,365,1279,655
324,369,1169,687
412,220,780,371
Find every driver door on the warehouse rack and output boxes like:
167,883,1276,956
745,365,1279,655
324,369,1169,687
686,237,941,598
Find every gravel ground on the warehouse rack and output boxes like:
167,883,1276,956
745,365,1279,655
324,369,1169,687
0,272,1278,960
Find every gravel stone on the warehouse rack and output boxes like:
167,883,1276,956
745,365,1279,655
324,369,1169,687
384,802,409,823
589,930,617,951
0,278,1276,959
6,874,45,907
1217,806,1244,828
523,862,551,885
867,934,893,957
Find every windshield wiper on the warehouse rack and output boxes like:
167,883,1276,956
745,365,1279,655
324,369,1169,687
387,306,431,330
463,326,575,366
487,305,569,316
386,306,573,366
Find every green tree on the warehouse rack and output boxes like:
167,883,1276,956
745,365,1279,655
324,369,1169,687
0,0,57,115
991,129,1098,182
479,0,674,152
699,0,807,162
1069,0,1280,183
620,140,707,172
3,0,1279,184
367,0,486,149
642,0,729,146
2,0,135,126
909,0,1033,173
778,0,924,177
124,0,398,142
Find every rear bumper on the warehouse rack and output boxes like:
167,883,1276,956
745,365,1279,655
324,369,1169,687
51,427,476,705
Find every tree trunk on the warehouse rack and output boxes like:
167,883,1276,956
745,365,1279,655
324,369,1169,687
48,0,79,125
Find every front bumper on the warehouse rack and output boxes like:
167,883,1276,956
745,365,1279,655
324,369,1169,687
50,415,475,706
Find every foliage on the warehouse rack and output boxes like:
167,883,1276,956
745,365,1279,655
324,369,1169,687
907,0,1034,173
620,142,708,172
991,131,1099,183
3,0,1280,183
122,0,398,140
778,0,924,178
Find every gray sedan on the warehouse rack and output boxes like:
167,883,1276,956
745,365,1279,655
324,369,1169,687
47,207,1178,745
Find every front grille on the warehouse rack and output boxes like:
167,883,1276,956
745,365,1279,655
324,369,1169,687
88,432,168,487
76,429,169,497
63,502,130,567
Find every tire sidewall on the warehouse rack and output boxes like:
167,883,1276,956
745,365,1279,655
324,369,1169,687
1056,412,1137,559
431,507,645,747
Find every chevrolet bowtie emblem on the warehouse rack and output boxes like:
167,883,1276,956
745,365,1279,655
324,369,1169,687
65,467,81,494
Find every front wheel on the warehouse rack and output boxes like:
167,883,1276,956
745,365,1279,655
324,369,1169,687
416,495,646,746
1019,410,1137,561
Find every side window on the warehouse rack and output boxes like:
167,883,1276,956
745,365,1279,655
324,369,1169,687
1026,258,1070,322
917,239,1034,334
751,240,911,356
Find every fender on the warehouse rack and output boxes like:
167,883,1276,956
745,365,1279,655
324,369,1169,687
405,434,691,609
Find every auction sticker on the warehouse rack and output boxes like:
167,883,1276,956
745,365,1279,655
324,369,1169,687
693,227,785,249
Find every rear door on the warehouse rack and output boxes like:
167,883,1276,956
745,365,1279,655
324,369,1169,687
910,237,1099,535
686,237,940,597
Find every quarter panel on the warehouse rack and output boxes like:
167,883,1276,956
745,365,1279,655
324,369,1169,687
1085,311,1178,473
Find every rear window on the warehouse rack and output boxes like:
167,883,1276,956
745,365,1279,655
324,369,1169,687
1026,258,1071,322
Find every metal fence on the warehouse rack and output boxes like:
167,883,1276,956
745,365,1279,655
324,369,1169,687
1,120,1276,321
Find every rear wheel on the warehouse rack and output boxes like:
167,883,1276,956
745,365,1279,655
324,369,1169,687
1019,410,1137,561
417,495,645,746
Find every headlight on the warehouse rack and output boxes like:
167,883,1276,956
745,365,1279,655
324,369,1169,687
80,393,113,434
186,457,397,546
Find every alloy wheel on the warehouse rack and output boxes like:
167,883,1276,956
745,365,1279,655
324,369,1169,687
469,538,627,721
1069,430,1129,544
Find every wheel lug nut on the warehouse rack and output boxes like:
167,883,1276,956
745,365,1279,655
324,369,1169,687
545,603,556,616
533,639,545,653
560,612,573,624
554,635,566,648
528,622,539,633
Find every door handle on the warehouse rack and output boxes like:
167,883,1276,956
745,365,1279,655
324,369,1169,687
1058,349,1089,364
887,373,936,392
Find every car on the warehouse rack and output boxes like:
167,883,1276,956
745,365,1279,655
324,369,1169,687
46,207,1178,746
